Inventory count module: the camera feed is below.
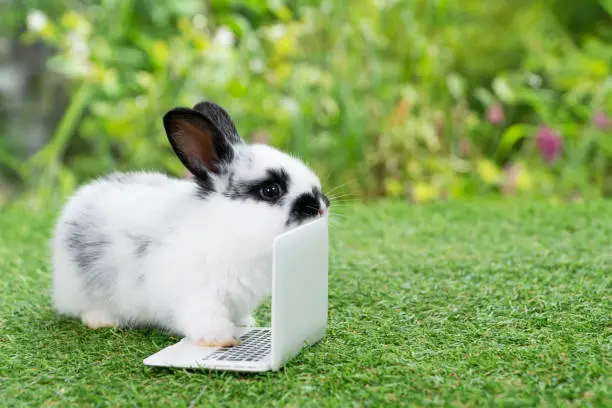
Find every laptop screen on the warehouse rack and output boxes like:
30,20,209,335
270,215,329,370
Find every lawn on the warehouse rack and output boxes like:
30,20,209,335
1,200,610,407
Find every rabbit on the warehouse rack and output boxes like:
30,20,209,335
51,101,330,347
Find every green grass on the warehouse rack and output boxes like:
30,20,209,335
1,200,611,407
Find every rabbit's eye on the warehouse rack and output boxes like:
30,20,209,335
260,183,282,200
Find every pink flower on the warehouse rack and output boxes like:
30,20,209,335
486,103,505,126
535,126,562,163
593,111,610,130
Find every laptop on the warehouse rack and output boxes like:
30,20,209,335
143,215,329,372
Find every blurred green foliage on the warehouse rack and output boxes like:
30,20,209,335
1,0,612,206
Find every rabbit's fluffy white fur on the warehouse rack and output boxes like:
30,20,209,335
51,102,329,347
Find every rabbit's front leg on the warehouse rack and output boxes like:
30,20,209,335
173,297,238,347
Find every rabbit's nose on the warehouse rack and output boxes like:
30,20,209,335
318,208,325,215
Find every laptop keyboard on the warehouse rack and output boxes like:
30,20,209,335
203,329,271,362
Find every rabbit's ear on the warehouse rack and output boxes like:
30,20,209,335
193,101,243,145
163,107,235,181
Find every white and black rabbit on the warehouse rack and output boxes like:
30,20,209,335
51,101,330,347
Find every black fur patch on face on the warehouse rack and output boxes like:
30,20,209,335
286,187,330,226
288,191,319,225
65,218,111,291
226,168,290,204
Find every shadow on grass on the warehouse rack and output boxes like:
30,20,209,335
19,306,289,380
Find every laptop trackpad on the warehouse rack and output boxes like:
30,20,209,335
143,328,271,368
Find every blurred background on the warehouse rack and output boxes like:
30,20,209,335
1,0,611,207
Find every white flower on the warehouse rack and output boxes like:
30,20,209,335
27,10,48,33
192,14,207,30
267,24,286,41
301,66,321,84
528,73,542,89
280,97,300,117
68,33,90,60
213,26,235,48
249,59,265,73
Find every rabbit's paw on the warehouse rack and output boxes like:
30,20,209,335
81,309,118,329
184,315,238,347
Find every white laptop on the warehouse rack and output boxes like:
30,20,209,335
143,215,329,372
